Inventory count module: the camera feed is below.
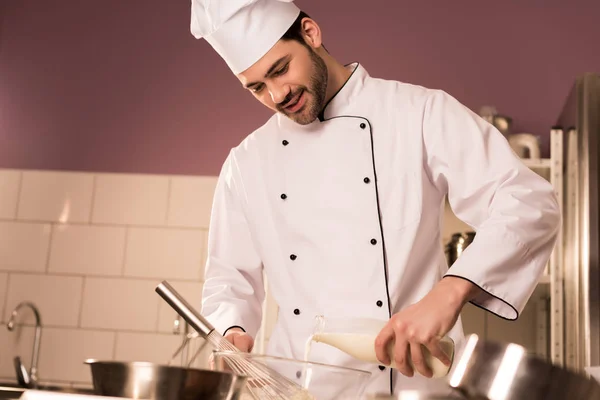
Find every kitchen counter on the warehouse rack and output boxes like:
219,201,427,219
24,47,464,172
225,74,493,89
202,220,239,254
0,383,95,399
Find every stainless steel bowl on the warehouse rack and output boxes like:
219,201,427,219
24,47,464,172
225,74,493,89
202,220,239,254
448,334,600,400
85,359,247,400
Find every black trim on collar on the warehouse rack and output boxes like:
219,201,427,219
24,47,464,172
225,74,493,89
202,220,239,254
223,325,246,336
443,275,520,320
317,62,361,122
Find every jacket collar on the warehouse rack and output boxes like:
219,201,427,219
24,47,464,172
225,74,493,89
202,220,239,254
318,62,366,121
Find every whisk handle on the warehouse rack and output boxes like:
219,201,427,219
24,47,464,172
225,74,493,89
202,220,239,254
156,280,215,338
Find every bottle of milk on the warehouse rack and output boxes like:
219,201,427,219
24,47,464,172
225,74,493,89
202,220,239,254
308,315,455,378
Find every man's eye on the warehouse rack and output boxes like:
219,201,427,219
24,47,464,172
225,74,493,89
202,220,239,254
252,84,264,93
274,64,289,76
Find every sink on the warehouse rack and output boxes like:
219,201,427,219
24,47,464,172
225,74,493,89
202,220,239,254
0,382,95,399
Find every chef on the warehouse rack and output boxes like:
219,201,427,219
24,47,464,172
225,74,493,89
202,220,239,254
191,0,561,397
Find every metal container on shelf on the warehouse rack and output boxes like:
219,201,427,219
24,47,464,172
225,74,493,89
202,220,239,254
445,232,475,267
479,105,512,139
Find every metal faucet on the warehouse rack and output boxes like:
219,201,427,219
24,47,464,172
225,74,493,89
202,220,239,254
6,301,42,389
173,315,191,365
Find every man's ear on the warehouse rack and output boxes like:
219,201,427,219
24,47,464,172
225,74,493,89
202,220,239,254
300,17,323,49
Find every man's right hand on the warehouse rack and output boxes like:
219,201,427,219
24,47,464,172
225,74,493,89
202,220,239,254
224,328,254,352
209,328,254,370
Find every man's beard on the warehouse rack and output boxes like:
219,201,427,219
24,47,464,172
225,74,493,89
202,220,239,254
276,48,328,125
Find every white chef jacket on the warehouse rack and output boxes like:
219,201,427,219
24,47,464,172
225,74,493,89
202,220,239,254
201,62,561,397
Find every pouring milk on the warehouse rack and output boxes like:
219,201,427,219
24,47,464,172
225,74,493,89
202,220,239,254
305,315,454,379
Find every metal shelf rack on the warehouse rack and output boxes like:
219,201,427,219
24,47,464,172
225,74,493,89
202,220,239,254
526,128,564,366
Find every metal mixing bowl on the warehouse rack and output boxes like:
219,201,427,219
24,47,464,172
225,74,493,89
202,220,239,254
85,359,247,400
448,334,600,400
212,351,371,400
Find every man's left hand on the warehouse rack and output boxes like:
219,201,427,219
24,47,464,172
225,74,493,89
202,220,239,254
374,276,480,378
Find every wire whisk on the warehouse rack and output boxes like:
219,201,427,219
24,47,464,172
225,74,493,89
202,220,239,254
207,330,316,399
156,281,316,400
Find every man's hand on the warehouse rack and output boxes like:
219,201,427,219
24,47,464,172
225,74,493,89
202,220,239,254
374,277,480,378
209,328,254,370
224,328,254,352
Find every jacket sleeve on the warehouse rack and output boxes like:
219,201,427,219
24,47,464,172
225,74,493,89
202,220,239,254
422,89,561,320
200,150,265,337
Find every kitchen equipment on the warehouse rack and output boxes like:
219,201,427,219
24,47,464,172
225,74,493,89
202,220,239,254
557,72,600,371
84,360,246,400
491,115,512,138
308,315,454,379
212,351,371,400
508,133,541,159
155,281,315,399
445,232,475,267
479,106,512,139
447,334,600,400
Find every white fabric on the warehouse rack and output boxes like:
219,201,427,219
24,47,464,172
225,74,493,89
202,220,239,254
190,0,300,74
201,63,561,397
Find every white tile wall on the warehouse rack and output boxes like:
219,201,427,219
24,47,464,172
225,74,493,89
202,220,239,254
37,328,115,383
0,171,217,387
92,174,169,226
124,228,205,281
0,170,21,219
113,332,212,370
0,273,7,323
201,242,208,272
3,274,83,327
0,222,51,272
17,171,94,223
114,332,182,364
80,278,160,331
48,224,126,276
167,176,217,229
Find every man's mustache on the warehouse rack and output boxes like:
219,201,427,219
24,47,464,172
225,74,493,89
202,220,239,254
277,88,306,110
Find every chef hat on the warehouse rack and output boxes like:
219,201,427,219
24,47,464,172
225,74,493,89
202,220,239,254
191,0,301,74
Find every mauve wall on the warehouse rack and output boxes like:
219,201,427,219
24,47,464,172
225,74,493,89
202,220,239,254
0,0,599,176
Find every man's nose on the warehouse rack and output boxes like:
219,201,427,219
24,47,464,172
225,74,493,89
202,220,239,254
270,85,289,105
